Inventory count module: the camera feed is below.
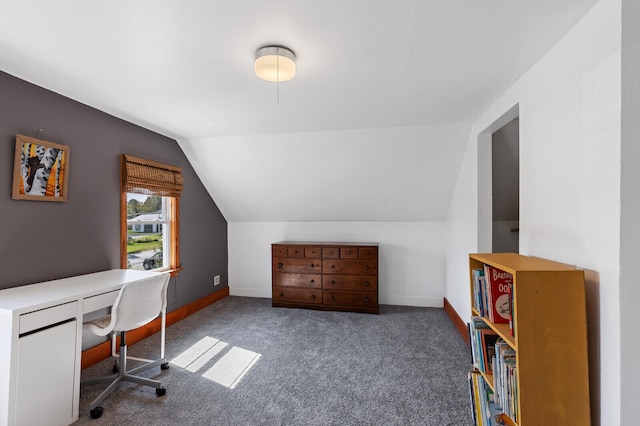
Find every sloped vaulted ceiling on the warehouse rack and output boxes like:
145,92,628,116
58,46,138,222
0,1,600,222
181,124,470,222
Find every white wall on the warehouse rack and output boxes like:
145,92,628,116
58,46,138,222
229,221,446,307
446,0,621,425
619,0,640,424
213,124,470,311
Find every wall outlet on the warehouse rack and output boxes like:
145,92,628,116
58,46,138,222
214,275,221,286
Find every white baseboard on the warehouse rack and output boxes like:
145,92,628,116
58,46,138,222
379,295,444,308
229,286,272,298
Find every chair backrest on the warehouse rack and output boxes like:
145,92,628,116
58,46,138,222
109,273,170,333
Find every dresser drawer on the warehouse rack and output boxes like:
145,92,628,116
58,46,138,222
272,245,288,257
273,272,322,288
305,246,322,258
323,259,377,275
340,247,358,259
273,257,322,274
323,290,377,308
359,246,378,259
323,275,377,291
322,247,339,258
273,288,322,304
287,246,304,258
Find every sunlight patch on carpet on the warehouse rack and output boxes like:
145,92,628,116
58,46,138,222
170,336,228,372
202,346,261,389
170,336,261,388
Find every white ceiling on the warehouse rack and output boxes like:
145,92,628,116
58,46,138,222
0,1,600,222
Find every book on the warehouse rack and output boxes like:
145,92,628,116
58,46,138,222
468,372,478,425
480,330,499,374
480,378,494,424
507,284,515,336
484,265,513,324
469,371,485,426
470,317,491,371
472,268,486,316
493,339,516,418
488,401,516,426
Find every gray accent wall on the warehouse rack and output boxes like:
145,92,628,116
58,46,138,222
0,71,227,312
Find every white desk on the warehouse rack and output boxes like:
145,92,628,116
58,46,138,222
0,269,168,426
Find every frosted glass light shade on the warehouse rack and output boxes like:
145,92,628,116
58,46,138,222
254,46,296,82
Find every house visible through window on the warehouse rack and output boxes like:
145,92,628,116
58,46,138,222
121,155,182,275
126,194,171,270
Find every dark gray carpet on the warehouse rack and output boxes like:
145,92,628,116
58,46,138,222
75,296,473,425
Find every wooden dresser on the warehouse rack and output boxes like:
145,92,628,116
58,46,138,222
272,241,379,314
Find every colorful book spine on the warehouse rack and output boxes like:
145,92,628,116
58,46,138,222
469,317,499,376
493,339,517,424
507,284,515,337
468,371,479,425
483,265,513,324
472,268,486,316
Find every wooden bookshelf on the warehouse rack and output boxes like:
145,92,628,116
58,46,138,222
468,253,591,426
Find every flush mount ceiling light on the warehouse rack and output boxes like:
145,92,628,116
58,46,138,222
254,46,296,82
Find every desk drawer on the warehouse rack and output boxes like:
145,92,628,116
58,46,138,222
20,301,78,335
83,290,119,314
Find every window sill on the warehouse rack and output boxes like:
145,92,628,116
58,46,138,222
166,267,183,278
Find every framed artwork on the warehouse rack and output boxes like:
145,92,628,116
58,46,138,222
12,134,70,202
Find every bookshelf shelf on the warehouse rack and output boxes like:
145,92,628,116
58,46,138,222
480,371,494,391
471,307,515,348
467,253,591,426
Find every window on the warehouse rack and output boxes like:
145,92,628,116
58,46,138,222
126,194,170,270
121,155,182,275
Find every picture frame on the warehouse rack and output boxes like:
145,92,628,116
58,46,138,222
12,134,70,202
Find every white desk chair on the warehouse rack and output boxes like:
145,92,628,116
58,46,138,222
82,273,170,419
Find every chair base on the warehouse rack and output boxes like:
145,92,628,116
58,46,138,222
81,331,167,419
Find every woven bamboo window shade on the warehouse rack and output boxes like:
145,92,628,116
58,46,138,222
121,154,183,197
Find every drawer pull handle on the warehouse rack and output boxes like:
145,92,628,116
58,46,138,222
331,296,336,300
330,265,335,269
311,294,316,299
331,280,336,285
310,263,315,268
280,292,284,297
364,282,369,286
364,266,369,270
365,298,370,303
310,279,315,283
278,263,283,268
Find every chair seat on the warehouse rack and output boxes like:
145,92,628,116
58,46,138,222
84,314,120,337
85,315,112,330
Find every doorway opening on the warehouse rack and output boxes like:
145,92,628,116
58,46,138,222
491,118,519,252
477,104,519,253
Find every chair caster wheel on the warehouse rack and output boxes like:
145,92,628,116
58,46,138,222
90,406,104,419
161,362,170,370
156,387,166,396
